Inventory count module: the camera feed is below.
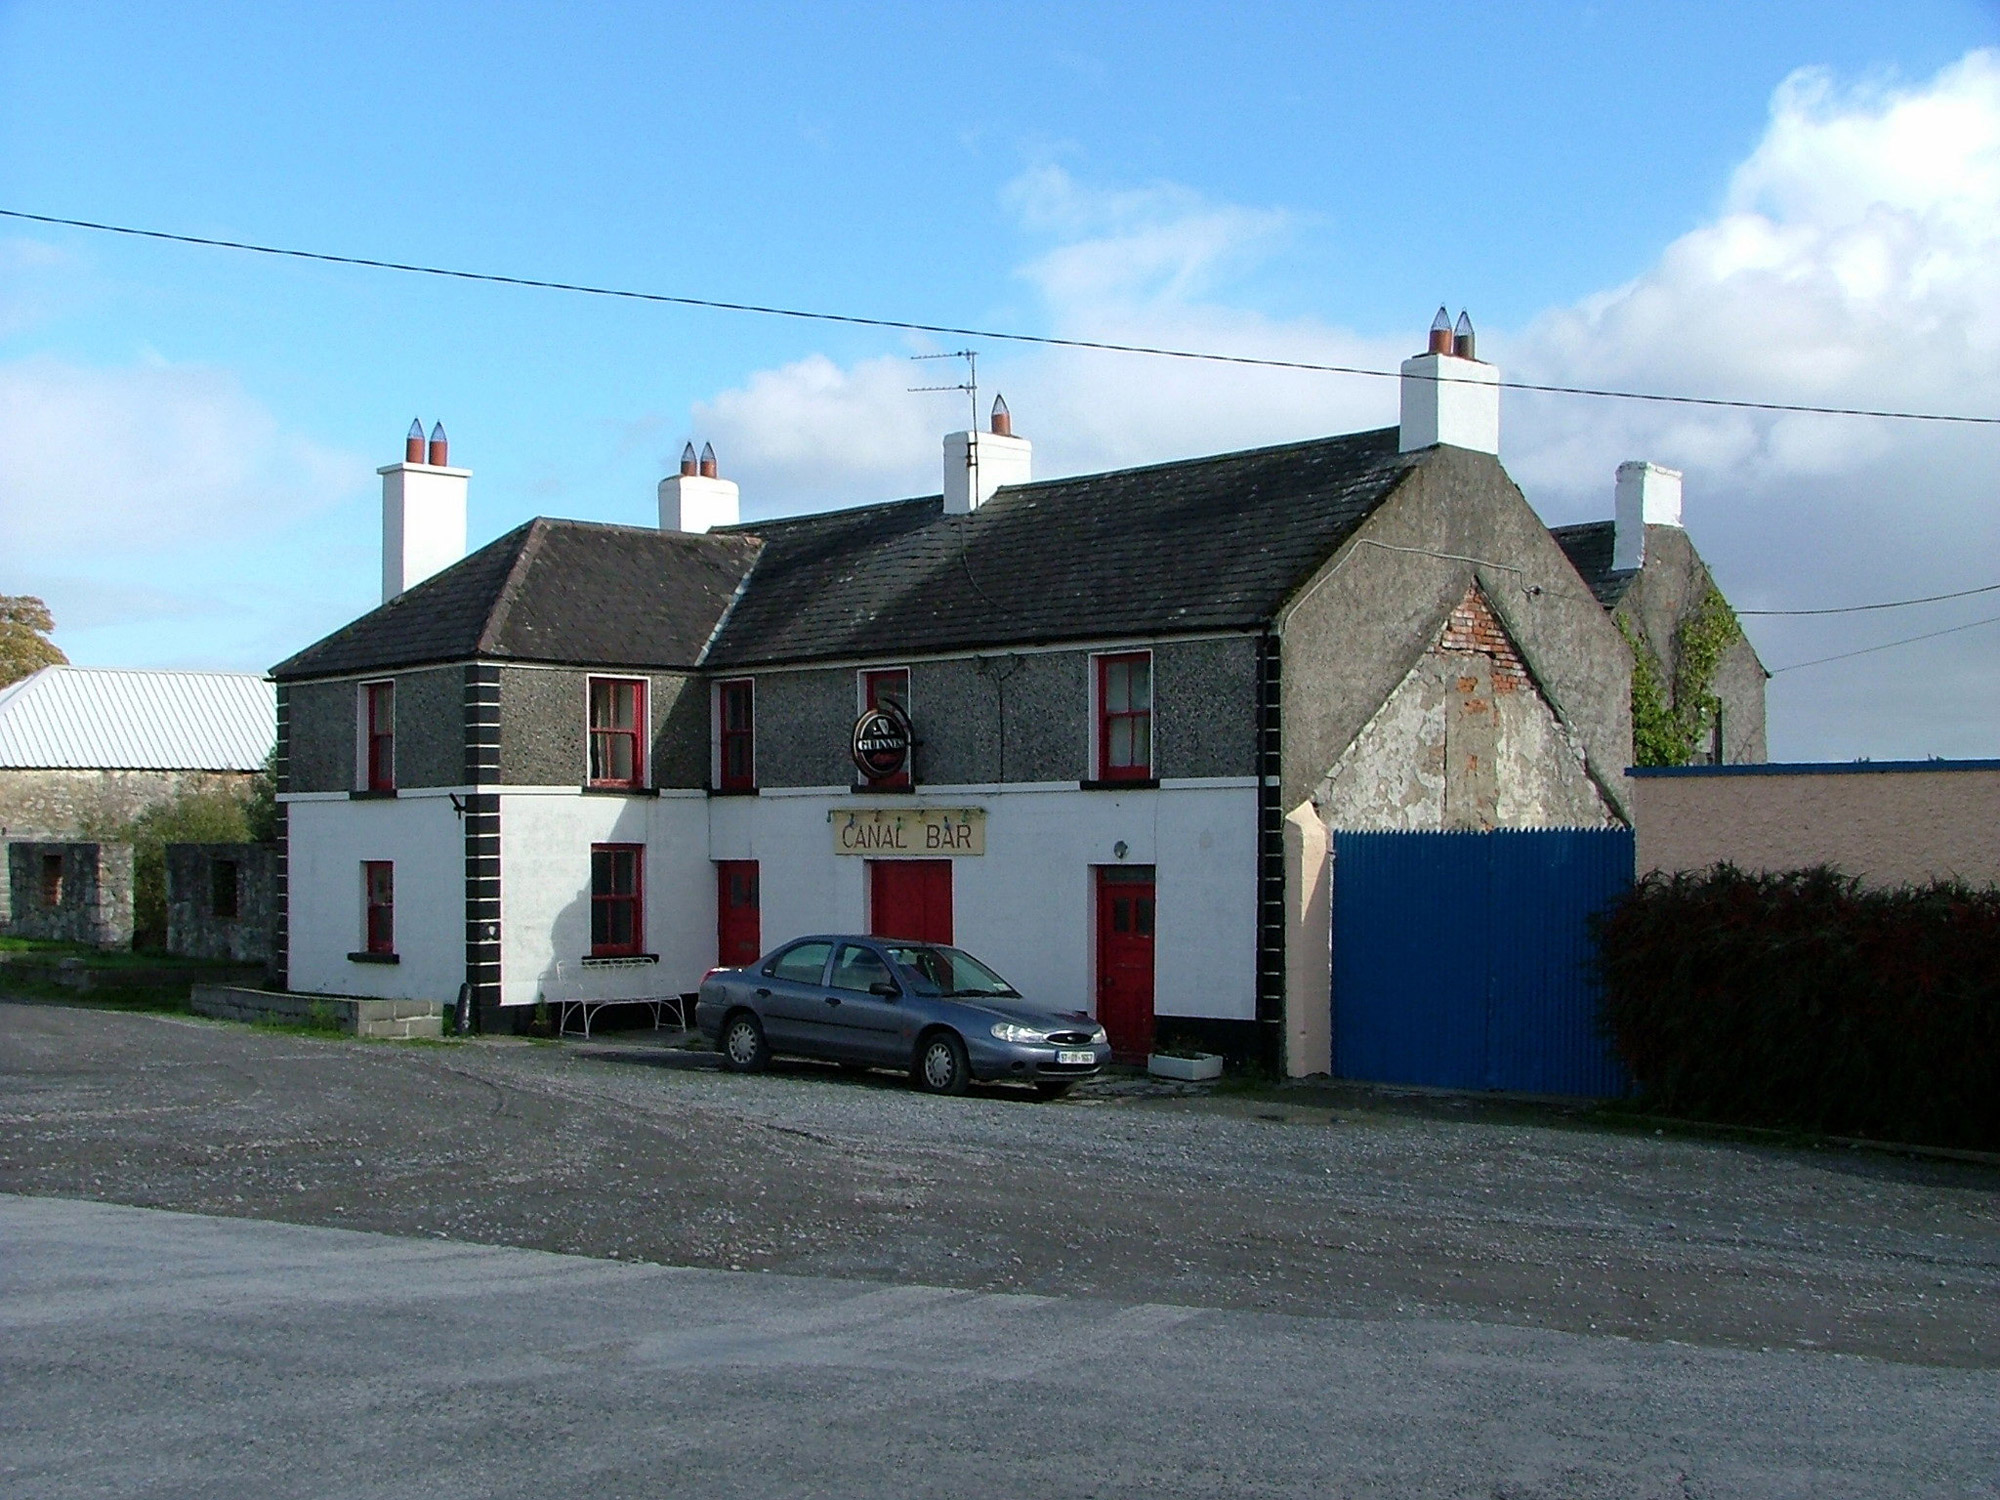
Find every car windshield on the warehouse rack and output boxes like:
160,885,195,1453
883,944,1021,999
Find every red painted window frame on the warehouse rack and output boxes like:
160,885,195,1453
362,861,395,954
587,677,647,789
364,681,395,791
717,679,755,791
861,667,912,788
590,843,645,957
1096,651,1153,781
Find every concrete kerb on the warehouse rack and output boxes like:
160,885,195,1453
190,984,443,1040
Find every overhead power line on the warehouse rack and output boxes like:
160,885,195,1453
1770,612,2000,674
1739,581,2000,617
5,206,1997,427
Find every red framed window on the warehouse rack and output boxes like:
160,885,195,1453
364,681,395,791
362,861,394,954
588,678,646,788
1097,652,1153,780
591,844,644,956
861,667,911,788
718,679,755,791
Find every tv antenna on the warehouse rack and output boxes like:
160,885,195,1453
909,349,979,429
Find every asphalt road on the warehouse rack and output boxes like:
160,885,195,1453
3,1002,1998,1496
7,1194,1998,1499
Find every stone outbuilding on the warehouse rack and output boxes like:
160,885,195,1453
166,842,279,965
6,841,134,949
0,666,276,838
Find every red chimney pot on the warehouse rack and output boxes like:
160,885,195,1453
405,419,425,464
426,422,448,467
1452,311,1476,360
1426,306,1453,356
680,442,698,477
699,442,717,479
990,393,1012,437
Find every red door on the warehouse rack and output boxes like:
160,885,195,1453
716,860,761,967
870,860,952,943
1096,867,1156,1059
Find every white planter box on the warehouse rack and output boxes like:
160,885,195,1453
1147,1052,1223,1082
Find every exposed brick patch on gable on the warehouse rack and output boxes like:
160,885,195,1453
1434,586,1530,692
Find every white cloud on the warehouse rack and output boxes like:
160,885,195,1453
0,356,361,564
1494,52,2000,756
702,167,1400,507
693,53,2000,759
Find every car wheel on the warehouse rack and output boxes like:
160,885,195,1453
913,1032,969,1096
720,1012,770,1073
1034,1081,1074,1101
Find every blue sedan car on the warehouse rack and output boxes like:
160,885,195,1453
695,935,1111,1097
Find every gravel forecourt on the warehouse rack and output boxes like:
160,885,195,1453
3,1000,1997,1495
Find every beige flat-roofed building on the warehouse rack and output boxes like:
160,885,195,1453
1629,759,2000,888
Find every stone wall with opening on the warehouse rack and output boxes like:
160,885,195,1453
166,842,279,965
4,841,135,949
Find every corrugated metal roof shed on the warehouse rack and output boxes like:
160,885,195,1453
0,666,275,771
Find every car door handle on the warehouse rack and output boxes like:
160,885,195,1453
824,996,842,1007
756,988,771,998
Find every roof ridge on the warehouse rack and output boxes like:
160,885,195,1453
1000,425,1401,494
694,542,766,667
715,493,940,537
475,519,548,656
22,663,268,678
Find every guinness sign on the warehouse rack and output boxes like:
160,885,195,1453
851,701,913,781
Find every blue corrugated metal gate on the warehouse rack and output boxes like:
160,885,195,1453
1330,828,1634,1097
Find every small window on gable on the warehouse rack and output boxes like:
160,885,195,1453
591,844,644,956
1097,651,1153,781
363,861,394,954
364,681,395,791
717,679,755,791
588,678,646,788
212,859,241,921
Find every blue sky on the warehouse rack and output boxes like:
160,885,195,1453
3,1,1998,758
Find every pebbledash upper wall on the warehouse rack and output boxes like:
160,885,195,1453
280,637,1260,795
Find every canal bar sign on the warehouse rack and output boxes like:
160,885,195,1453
832,807,987,856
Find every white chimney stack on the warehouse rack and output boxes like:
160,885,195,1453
1398,308,1500,456
659,442,739,533
1613,460,1683,572
380,420,469,603
943,395,1032,515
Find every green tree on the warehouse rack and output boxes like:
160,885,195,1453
0,595,67,688
88,787,258,950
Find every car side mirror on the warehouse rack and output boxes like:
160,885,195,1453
869,980,901,998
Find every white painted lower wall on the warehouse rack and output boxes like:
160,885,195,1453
286,793,463,1004
285,781,1262,1025
708,782,1260,1022
498,790,712,1007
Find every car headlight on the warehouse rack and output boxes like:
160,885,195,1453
990,1022,1048,1044
1089,1026,1108,1044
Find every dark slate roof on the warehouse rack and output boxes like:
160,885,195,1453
272,519,762,679
704,427,1419,667
1549,521,1639,610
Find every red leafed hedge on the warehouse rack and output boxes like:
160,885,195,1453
1593,866,2000,1150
